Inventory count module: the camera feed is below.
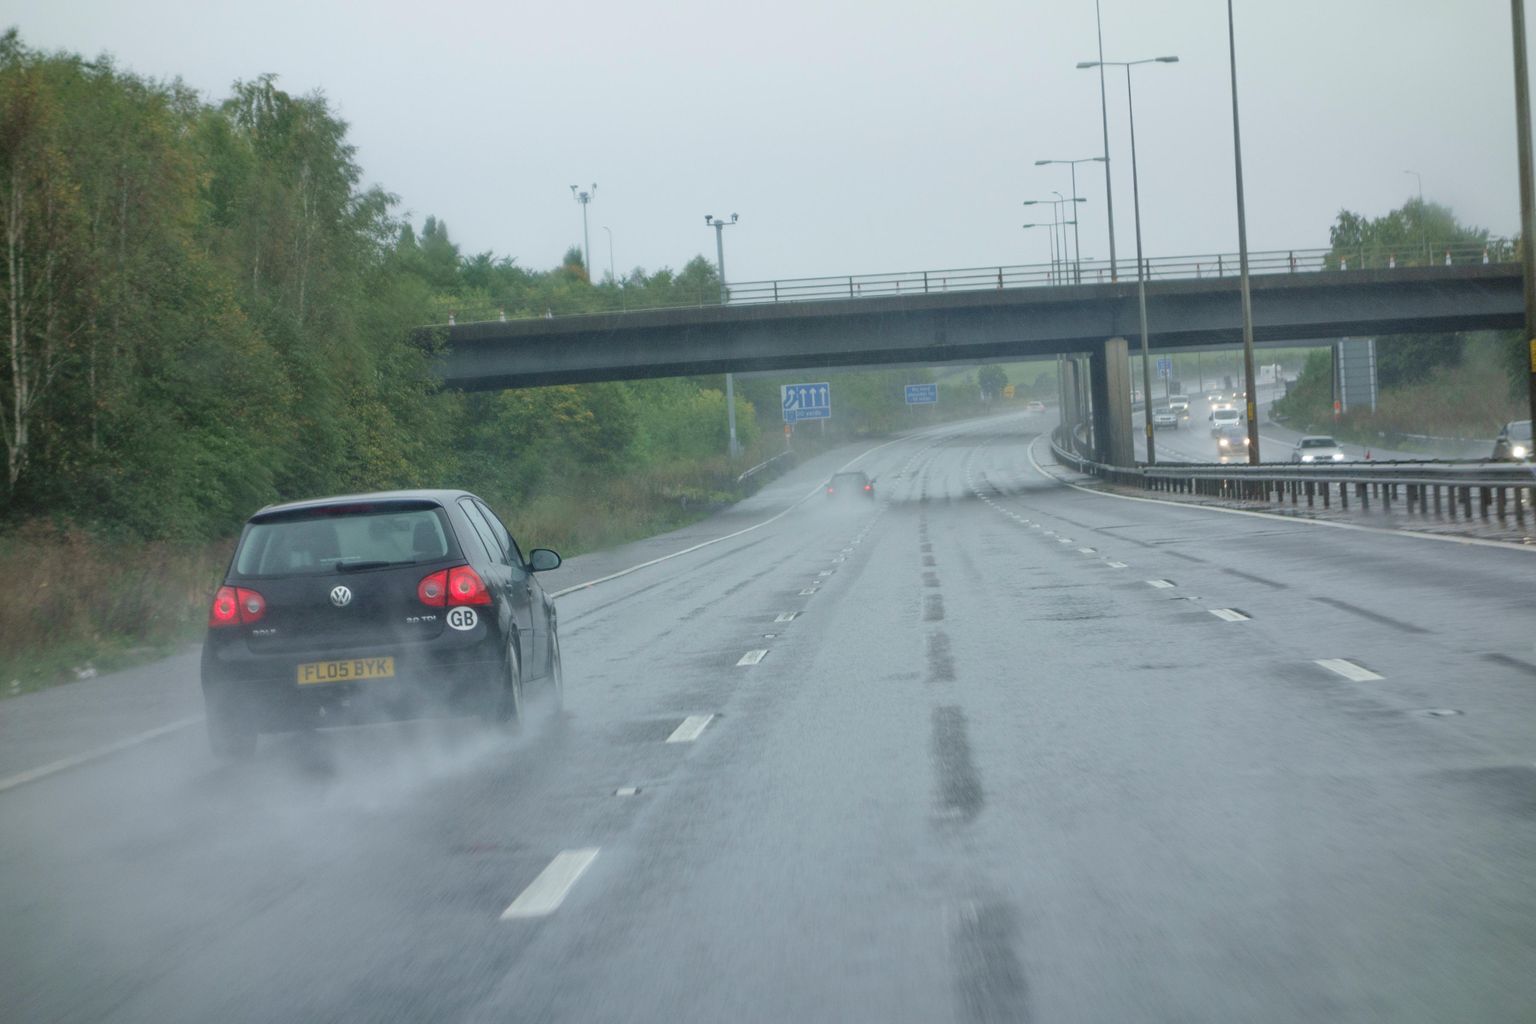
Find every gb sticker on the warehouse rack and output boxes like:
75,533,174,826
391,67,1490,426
446,607,479,631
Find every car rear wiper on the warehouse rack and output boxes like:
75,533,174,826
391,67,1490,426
335,559,416,572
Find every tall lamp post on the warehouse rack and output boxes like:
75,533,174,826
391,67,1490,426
1224,0,1260,463
1093,0,1118,280
1022,223,1054,275
1024,197,1085,283
706,213,740,458
1511,0,1536,437
1077,55,1179,464
1037,157,1106,283
601,225,616,285
569,183,596,279
1404,170,1428,263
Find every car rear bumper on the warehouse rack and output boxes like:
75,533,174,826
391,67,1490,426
201,634,503,731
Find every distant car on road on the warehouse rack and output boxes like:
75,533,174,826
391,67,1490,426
1152,407,1178,430
1210,407,1243,436
200,490,564,758
1291,436,1346,463
827,470,875,499
1025,400,1046,413
1215,424,1249,459
1492,419,1531,461
1168,395,1190,414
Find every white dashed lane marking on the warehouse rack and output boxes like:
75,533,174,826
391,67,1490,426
1315,659,1384,682
500,848,601,920
1208,608,1251,622
774,612,798,623
1146,579,1176,589
1105,561,1128,569
1077,547,1096,554
666,714,715,743
737,649,768,666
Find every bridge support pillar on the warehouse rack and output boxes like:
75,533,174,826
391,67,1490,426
1092,337,1134,466
1061,357,1084,454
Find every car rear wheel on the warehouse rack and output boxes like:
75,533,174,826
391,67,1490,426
547,632,564,712
483,643,523,728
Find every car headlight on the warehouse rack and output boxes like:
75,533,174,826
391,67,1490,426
1514,444,1529,459
1218,438,1229,447
1331,452,1344,461
1301,454,1314,462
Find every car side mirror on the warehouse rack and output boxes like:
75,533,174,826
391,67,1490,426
528,548,561,572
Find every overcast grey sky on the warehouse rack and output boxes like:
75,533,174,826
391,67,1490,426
9,0,1531,283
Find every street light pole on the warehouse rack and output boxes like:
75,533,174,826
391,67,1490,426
569,184,596,279
1037,159,1105,283
1078,56,1178,464
705,213,740,458
602,225,615,285
1025,197,1086,284
1226,0,1260,463
1404,170,1427,263
1093,0,1118,281
1511,0,1536,437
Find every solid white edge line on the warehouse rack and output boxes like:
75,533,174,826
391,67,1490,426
0,716,204,795
500,848,601,920
550,429,949,600
1315,658,1385,682
666,714,715,743
1025,434,1536,555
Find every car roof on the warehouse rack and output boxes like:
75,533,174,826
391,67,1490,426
251,489,477,518
1299,435,1338,443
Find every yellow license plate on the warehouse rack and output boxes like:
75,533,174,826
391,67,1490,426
297,656,395,686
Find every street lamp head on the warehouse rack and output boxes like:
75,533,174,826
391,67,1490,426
1072,197,1087,203
704,214,713,224
1022,199,1041,206
1156,56,1179,63
1034,159,1053,166
1091,156,1107,163
731,213,738,223
1076,60,1099,69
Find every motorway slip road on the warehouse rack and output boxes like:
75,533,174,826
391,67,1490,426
3,412,1534,1023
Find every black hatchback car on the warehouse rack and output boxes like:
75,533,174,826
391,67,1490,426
201,490,563,757
826,470,875,499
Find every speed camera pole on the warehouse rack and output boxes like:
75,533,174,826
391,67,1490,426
1227,0,1260,463
1513,0,1536,434
706,213,740,458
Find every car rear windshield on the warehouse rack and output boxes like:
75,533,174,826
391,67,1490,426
832,473,868,483
235,506,454,576
1300,438,1337,448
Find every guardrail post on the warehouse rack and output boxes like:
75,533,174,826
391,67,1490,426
1516,486,1526,526
773,281,779,302
1495,486,1506,520
923,271,929,294
1305,481,1315,507
848,276,855,298
1479,486,1491,518
1462,486,1473,517
1359,482,1369,509
1339,481,1348,508
1383,484,1392,511
1433,485,1442,516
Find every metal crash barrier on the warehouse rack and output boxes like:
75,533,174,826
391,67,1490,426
1050,429,1536,527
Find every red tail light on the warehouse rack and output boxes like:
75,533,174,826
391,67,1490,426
419,566,490,607
827,487,835,494
418,570,448,606
209,586,265,627
864,484,872,491
448,565,491,605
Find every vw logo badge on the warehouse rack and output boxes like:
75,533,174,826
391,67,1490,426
329,585,353,608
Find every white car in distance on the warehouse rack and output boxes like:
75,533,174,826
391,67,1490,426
1291,436,1346,463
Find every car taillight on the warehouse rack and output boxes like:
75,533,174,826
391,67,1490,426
418,570,448,607
827,487,835,494
419,566,490,607
864,484,872,491
209,586,265,627
448,565,491,606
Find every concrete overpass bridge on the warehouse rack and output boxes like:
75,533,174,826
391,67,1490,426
417,248,1522,466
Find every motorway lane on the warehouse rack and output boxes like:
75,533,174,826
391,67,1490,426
3,414,1535,1022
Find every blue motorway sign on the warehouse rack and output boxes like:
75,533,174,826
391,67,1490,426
904,383,938,405
782,382,831,422
1156,357,1173,378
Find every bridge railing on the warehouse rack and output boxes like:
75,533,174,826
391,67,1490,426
1049,429,1536,526
432,239,1516,326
